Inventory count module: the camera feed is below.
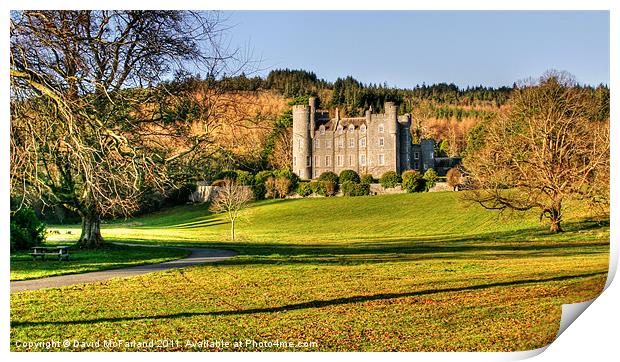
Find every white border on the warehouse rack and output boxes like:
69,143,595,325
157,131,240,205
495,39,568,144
3,1,617,361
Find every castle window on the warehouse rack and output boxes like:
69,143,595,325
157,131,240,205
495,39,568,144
319,125,325,135
315,155,320,167
337,125,343,134
378,154,385,165
299,170,304,178
307,156,311,167
315,169,319,178
298,139,303,150
315,139,320,149
379,137,385,147
413,151,420,160
293,156,297,167
337,155,343,166
338,138,343,148
360,154,366,166
379,124,385,133
413,162,419,169
326,155,331,166
326,139,332,149
360,138,366,148
360,124,366,133
349,139,354,148
348,125,355,133
349,155,354,166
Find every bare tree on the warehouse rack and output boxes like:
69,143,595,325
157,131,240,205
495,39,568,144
264,177,277,199
209,178,253,240
275,176,291,198
462,71,609,233
10,10,247,248
268,129,293,170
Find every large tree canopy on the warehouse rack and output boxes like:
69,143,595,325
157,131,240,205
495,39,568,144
10,10,241,247
462,71,609,233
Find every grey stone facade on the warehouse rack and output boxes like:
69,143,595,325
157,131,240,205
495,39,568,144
292,98,438,179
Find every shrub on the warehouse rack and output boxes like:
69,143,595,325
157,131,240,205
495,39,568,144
446,167,462,191
339,169,360,184
318,171,339,184
255,170,274,184
264,177,277,199
321,181,337,197
236,170,254,186
296,182,313,197
379,171,400,188
342,181,370,196
402,170,426,193
423,168,439,190
360,174,374,185
253,170,275,199
251,183,265,200
309,181,322,195
273,169,300,193
275,176,292,198
10,208,45,252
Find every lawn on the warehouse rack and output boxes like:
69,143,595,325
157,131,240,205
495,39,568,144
10,192,609,351
10,242,189,281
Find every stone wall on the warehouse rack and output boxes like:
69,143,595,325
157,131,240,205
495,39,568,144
189,182,252,203
189,182,219,203
427,182,453,193
369,183,403,195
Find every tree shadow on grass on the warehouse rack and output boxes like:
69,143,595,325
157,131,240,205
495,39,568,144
11,271,606,328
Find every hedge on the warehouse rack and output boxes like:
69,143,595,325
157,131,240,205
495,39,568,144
402,170,426,193
339,169,360,184
379,171,401,188
341,181,370,196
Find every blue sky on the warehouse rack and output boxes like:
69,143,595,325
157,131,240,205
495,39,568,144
224,11,610,88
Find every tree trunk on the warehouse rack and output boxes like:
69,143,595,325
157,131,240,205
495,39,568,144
78,213,105,248
230,219,235,241
550,217,563,233
548,199,563,233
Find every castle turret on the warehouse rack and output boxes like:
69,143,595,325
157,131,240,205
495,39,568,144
398,114,412,173
384,101,398,135
385,101,399,173
292,104,312,179
309,97,317,139
421,138,436,171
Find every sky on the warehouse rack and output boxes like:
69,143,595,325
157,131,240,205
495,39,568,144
223,11,610,88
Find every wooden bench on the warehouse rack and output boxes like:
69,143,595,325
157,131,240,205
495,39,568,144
30,246,70,261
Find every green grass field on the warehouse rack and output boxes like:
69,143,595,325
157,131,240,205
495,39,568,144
10,192,609,351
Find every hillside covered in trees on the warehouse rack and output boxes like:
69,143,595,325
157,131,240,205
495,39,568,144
213,68,609,162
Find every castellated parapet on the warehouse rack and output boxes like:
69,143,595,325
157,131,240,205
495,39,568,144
292,99,438,180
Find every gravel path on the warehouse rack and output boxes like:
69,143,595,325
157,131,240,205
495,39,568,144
10,243,237,293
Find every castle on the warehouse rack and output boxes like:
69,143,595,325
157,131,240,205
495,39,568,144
292,97,452,179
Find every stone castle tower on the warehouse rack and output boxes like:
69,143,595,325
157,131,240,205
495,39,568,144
293,97,436,180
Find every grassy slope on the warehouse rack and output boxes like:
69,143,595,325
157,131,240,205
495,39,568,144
10,192,609,351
